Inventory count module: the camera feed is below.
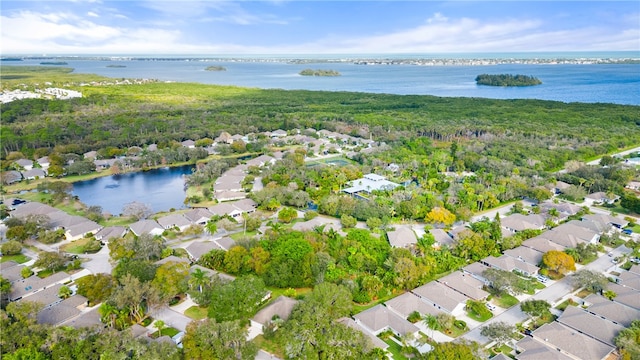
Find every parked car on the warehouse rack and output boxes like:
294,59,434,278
537,275,549,283
622,229,633,235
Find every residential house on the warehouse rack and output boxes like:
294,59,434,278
154,255,190,266
528,322,615,360
22,168,47,180
582,294,640,327
214,237,236,251
501,213,546,233
538,201,581,221
617,268,640,291
14,158,33,171
343,173,400,195
156,213,192,232
543,222,600,247
146,144,158,152
214,191,247,202
437,271,490,301
215,131,233,144
245,155,276,168
9,272,71,302
584,192,619,206
337,317,389,351
129,219,164,237
462,262,492,284
0,261,25,283
606,283,640,310
270,129,288,138
249,296,299,339
481,254,540,277
94,159,117,171
411,281,469,316
181,140,195,148
94,226,127,243
208,199,256,220
626,181,640,190
189,265,235,282
36,156,50,170
25,284,64,309
582,213,629,230
291,216,342,233
353,304,419,338
552,181,572,195
386,226,418,248
83,151,97,160
65,220,103,241
384,292,442,319
183,208,213,225
522,236,566,253
37,295,88,325
557,306,624,347
515,336,574,360
430,228,455,248
1,170,22,185
10,202,61,222
60,307,102,329
214,175,245,193
504,246,545,267
185,241,221,261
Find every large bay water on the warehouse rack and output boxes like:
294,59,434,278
7,54,640,105
71,165,194,215
16,53,639,212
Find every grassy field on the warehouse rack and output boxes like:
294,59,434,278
493,293,520,308
382,338,409,360
184,306,208,320
0,254,30,263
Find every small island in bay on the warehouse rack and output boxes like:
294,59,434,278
299,68,341,77
40,61,68,65
475,74,542,86
106,64,127,68
205,65,226,71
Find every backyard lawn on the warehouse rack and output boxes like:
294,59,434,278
1,254,30,263
184,306,208,320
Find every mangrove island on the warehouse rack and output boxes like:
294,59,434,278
475,74,542,86
299,68,341,77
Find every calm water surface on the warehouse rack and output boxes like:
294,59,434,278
71,165,194,215
7,58,640,105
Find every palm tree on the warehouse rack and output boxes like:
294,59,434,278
154,320,166,337
205,220,217,235
189,268,208,293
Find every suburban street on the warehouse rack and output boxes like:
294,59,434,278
462,243,631,344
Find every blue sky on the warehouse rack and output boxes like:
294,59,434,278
2,1,639,55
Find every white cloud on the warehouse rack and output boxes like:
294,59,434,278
87,11,99,17
1,8,637,55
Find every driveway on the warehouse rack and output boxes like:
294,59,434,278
78,245,112,274
152,306,194,332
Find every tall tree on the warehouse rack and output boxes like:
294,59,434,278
182,319,258,360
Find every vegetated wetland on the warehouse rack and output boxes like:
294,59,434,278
1,65,639,172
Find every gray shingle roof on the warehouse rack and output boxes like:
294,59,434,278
531,322,614,360
386,226,418,248
156,213,191,229
252,296,298,325
337,317,389,350
185,241,221,260
411,281,469,314
384,292,441,318
557,305,624,346
583,294,640,327
437,271,490,301
353,304,419,336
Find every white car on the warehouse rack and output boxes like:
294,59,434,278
537,275,549,283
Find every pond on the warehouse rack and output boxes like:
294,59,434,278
71,165,195,216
